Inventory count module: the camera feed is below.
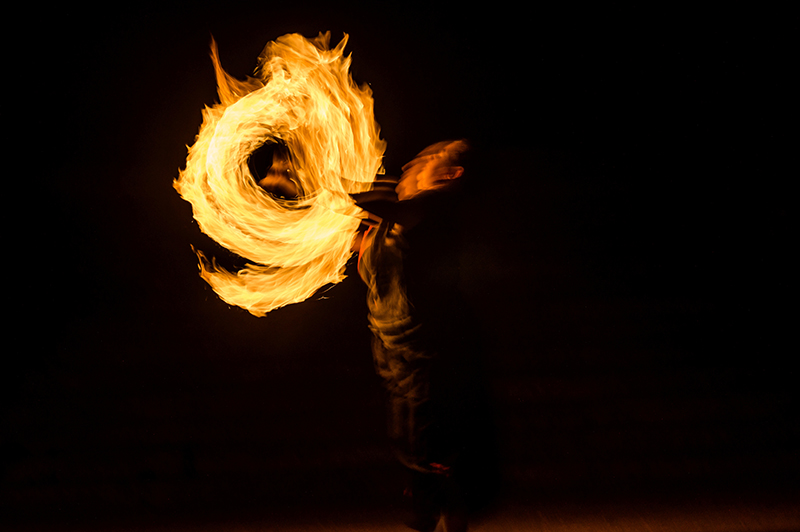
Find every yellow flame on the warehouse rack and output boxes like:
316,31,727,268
175,32,385,316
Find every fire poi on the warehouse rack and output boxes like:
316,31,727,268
175,32,386,316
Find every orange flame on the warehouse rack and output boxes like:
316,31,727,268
175,33,385,316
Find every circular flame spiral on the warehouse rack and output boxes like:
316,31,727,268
175,32,385,316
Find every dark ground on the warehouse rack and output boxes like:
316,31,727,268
3,3,795,530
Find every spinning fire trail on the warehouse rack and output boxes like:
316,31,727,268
175,33,386,316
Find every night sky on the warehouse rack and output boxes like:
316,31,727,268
4,3,794,528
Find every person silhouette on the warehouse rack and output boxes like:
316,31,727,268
354,140,495,531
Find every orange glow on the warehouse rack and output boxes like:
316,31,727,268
175,33,385,316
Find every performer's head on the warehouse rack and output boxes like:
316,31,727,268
396,139,469,201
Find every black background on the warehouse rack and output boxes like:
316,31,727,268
4,2,794,528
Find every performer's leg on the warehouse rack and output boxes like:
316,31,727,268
405,470,442,532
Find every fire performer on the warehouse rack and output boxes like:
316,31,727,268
180,35,493,527
352,140,495,532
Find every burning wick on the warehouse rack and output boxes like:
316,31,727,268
174,32,385,316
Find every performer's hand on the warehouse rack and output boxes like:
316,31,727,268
396,140,467,201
